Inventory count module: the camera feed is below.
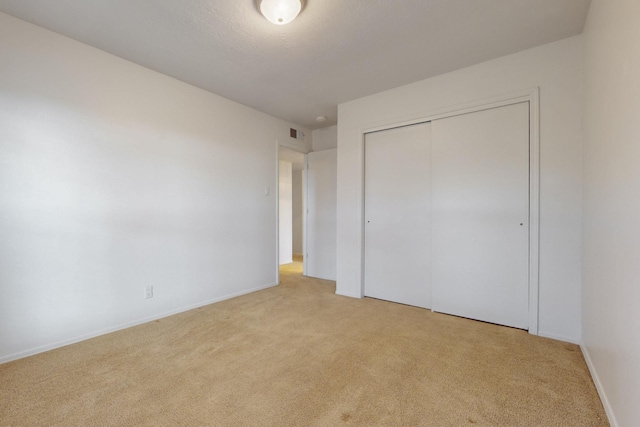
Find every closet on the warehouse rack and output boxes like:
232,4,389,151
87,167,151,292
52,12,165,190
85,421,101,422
364,102,530,329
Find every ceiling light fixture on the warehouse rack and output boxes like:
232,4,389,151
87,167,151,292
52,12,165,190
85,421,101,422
259,0,302,25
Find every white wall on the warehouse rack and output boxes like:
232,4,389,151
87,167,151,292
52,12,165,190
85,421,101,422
292,170,304,255
279,161,293,264
308,125,337,271
0,12,309,363
312,125,337,151
582,1,640,426
337,36,584,343
306,149,338,281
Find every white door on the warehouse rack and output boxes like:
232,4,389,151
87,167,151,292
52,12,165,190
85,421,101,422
364,122,432,308
431,102,530,329
306,149,337,281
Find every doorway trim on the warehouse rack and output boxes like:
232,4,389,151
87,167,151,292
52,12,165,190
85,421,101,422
359,88,540,335
276,144,308,284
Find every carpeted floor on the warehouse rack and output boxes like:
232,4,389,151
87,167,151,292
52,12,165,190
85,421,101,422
0,257,608,426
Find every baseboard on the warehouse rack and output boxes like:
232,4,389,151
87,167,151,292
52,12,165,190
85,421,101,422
537,330,580,345
335,291,362,299
580,343,617,427
0,282,278,365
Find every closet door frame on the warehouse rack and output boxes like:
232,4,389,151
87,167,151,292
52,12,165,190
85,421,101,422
359,88,540,335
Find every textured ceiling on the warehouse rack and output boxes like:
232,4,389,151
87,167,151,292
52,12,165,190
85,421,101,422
0,0,592,129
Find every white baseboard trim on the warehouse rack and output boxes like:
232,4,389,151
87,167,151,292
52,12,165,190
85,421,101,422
580,343,617,427
0,282,278,365
537,330,580,344
335,291,362,299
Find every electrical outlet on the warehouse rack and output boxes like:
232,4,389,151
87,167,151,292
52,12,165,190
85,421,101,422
145,285,153,299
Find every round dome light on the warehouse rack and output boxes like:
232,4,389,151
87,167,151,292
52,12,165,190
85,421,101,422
260,0,302,25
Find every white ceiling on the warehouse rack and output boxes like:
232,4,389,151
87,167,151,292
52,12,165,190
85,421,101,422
0,0,591,129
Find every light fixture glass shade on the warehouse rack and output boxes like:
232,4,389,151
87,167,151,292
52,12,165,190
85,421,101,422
260,0,302,25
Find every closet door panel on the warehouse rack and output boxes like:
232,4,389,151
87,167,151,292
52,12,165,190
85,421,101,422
431,103,530,329
364,122,431,308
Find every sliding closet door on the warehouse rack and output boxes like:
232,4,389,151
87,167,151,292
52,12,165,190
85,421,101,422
364,122,431,308
431,102,530,329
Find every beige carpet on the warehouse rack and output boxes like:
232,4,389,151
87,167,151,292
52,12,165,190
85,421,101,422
1,258,608,426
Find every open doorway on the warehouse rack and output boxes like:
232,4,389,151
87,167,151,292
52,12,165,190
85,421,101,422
278,146,305,278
